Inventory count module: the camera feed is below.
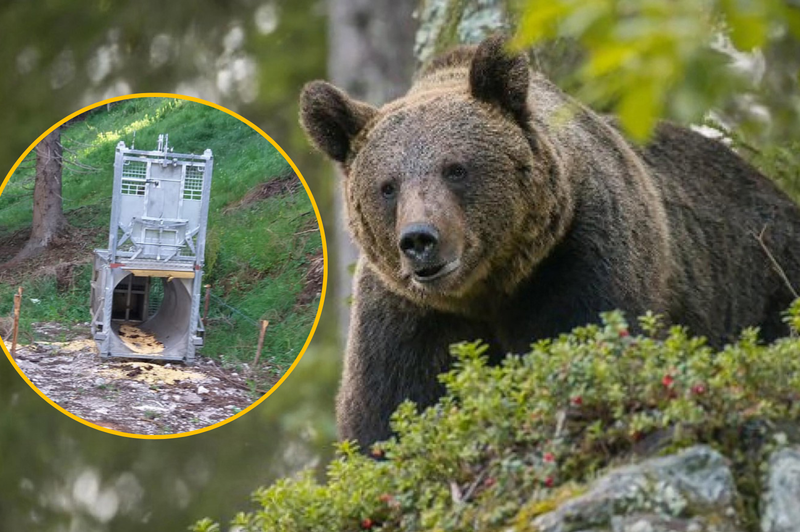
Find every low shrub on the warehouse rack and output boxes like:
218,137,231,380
193,302,800,532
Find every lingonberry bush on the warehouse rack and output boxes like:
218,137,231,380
193,301,800,532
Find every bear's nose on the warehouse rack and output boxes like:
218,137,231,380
399,223,439,262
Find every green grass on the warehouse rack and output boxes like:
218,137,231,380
0,97,323,384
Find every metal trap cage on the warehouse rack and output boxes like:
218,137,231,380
90,135,213,362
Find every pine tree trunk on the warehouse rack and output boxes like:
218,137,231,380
12,127,68,262
328,0,418,342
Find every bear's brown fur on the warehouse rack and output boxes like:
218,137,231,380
300,35,800,448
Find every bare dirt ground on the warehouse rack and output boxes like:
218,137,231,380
7,322,262,435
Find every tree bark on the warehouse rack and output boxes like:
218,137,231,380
327,0,418,342
415,0,581,85
12,127,68,263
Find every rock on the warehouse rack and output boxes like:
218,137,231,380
530,446,742,532
197,385,209,395
94,378,106,387
180,392,202,404
761,446,800,532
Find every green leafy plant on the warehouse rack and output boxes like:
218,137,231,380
514,0,800,141
192,304,800,531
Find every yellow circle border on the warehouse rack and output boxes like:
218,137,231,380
0,92,328,439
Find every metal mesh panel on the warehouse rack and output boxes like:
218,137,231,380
178,235,196,258
183,165,204,200
148,278,164,318
121,161,147,195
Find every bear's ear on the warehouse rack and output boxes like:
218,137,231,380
469,35,530,126
299,81,378,163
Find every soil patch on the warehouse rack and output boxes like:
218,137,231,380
223,172,302,213
0,225,103,285
296,251,324,307
6,323,276,435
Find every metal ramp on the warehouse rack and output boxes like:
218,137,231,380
91,136,213,362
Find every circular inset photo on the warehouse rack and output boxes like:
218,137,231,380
0,94,326,437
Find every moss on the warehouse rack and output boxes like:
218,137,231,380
514,482,587,524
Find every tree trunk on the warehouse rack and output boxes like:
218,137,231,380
12,127,68,263
327,0,418,342
415,0,581,84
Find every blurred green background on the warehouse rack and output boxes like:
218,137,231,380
0,1,349,530
1,0,799,530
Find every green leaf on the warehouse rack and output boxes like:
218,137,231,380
618,79,661,141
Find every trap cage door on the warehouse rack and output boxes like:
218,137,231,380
110,138,213,265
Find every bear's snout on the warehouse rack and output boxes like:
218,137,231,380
398,222,461,283
399,223,439,262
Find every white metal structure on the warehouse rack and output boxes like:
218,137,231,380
91,136,213,362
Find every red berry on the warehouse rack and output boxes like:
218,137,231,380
483,477,497,488
619,329,630,338
361,518,374,529
692,384,706,395
543,452,555,463
571,396,583,406
662,375,674,388
544,476,555,488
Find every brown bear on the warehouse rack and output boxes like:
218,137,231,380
300,35,800,448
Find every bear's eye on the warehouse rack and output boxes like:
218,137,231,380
443,163,468,182
380,181,397,200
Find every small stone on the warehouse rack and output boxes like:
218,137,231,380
181,392,202,404
231,373,238,377
94,378,106,387
627,519,653,532
761,446,800,532
197,385,209,395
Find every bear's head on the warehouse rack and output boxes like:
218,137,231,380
300,36,572,313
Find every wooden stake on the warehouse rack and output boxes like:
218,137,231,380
11,287,23,356
202,284,211,325
253,320,269,367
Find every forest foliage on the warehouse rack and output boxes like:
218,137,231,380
188,1,800,530
193,304,800,532
515,0,800,144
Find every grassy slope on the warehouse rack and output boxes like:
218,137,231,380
0,98,322,383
